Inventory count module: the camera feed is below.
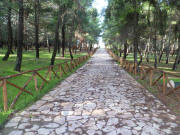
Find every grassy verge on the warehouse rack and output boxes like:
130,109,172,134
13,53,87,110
0,49,88,127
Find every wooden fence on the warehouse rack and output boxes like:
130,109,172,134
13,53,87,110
0,49,97,112
107,49,180,101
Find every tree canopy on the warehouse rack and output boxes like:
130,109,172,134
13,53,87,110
103,0,180,70
0,0,101,71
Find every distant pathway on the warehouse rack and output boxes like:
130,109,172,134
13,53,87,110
1,48,180,135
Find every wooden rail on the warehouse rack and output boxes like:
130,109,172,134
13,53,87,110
107,49,180,101
0,49,97,112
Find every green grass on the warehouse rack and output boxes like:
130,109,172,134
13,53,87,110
125,53,180,73
0,49,88,127
0,49,86,76
122,53,180,83
113,51,180,82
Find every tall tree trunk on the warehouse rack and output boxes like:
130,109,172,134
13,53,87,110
146,38,150,62
14,0,24,72
153,30,157,68
68,44,73,60
166,34,171,64
153,11,158,69
166,47,170,64
123,40,127,59
133,0,139,68
89,43,93,52
57,39,61,54
3,0,13,61
45,30,50,53
50,7,61,65
80,42,82,52
119,49,122,57
173,36,180,70
0,24,2,48
47,39,51,53
172,42,176,56
137,48,143,66
158,36,164,63
68,38,73,60
34,0,40,59
61,24,65,57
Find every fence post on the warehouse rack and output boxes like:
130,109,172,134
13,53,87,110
149,69,153,86
33,73,38,91
128,63,131,72
74,59,78,67
163,72,166,95
140,66,143,79
131,64,133,73
3,79,8,112
49,66,52,80
134,63,137,75
70,61,74,70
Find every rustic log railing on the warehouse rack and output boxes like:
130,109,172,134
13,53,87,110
0,49,97,112
107,49,180,101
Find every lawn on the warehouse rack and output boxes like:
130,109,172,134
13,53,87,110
0,49,88,127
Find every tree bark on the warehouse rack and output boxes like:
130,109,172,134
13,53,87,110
50,7,61,65
166,47,171,64
47,39,51,53
137,48,143,66
123,40,127,59
146,38,150,62
45,30,50,53
89,43,93,52
166,35,171,64
0,24,2,48
153,30,157,68
173,36,180,70
68,38,73,60
153,10,158,69
133,0,138,67
3,0,13,61
158,36,164,63
14,0,24,72
119,49,122,57
57,39,61,54
34,0,40,59
62,24,65,57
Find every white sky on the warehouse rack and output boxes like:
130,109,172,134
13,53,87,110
92,0,108,22
92,0,108,47
92,0,108,14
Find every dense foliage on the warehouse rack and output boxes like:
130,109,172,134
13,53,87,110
103,0,180,70
0,0,101,71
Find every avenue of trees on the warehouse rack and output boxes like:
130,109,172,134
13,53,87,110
103,0,180,70
0,0,101,71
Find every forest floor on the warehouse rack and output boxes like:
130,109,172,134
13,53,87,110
0,49,87,127
1,48,180,135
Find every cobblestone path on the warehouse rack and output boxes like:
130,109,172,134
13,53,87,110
1,49,180,135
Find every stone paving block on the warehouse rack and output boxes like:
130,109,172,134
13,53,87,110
1,49,180,135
